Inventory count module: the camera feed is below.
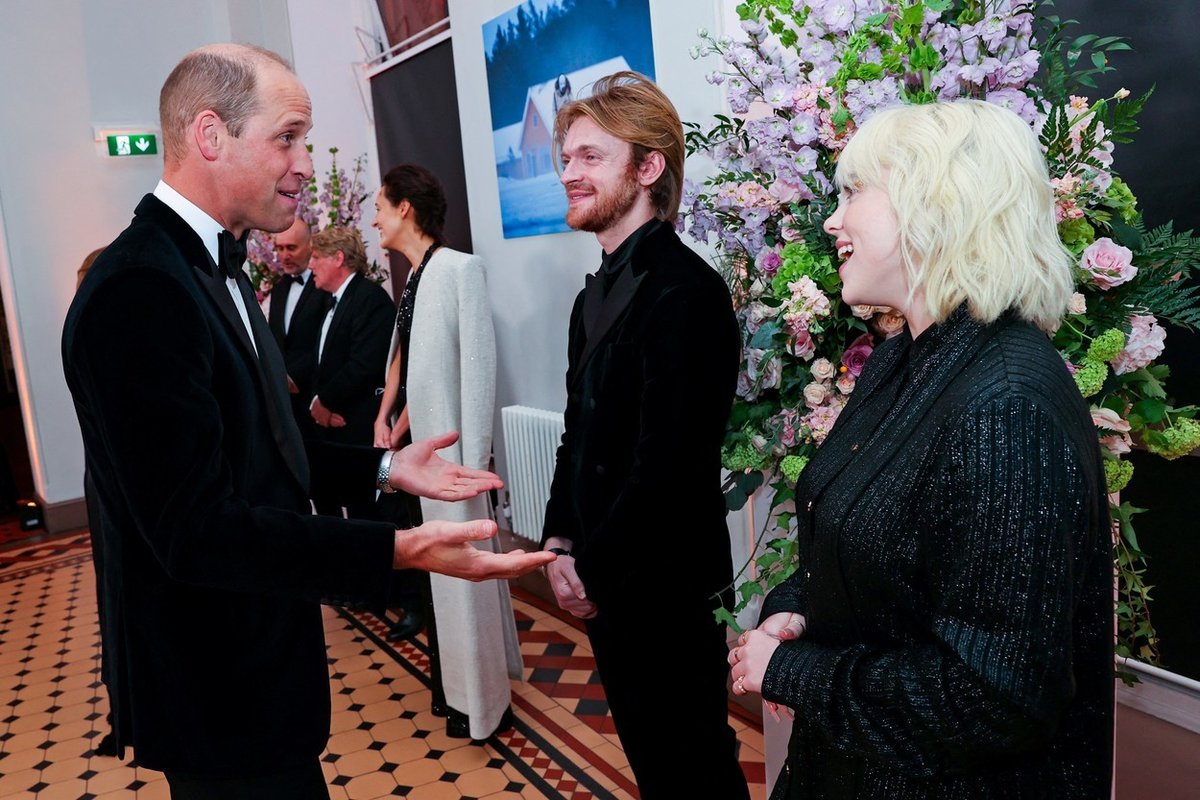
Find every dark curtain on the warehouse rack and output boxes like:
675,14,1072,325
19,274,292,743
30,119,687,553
1053,0,1200,680
370,39,473,294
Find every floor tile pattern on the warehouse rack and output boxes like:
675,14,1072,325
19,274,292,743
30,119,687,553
0,533,766,798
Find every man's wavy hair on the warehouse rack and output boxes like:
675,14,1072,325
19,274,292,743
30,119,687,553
553,71,686,223
311,226,368,274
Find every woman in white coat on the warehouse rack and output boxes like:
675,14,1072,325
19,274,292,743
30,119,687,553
372,164,522,740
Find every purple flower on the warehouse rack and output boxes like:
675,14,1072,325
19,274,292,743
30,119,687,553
985,88,1037,124
841,332,875,377
820,1,856,33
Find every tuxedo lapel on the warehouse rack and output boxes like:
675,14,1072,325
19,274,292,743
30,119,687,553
288,280,317,340
236,275,311,490
133,196,311,492
572,265,646,383
268,282,288,342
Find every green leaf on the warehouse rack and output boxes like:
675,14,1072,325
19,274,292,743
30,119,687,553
1132,398,1167,425
714,606,742,632
739,581,766,600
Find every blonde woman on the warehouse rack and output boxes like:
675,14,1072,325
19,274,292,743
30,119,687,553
729,101,1112,798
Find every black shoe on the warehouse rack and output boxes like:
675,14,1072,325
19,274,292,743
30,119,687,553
446,706,515,741
431,699,449,718
386,610,425,642
445,708,470,738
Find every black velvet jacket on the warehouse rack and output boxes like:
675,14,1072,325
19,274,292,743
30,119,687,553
760,307,1113,799
62,195,395,774
541,222,740,611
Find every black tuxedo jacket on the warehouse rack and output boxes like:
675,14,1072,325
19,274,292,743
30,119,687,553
312,273,395,445
268,272,330,403
62,194,395,775
541,222,740,612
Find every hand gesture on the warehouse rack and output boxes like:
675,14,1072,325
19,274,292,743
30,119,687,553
395,519,555,580
389,432,504,501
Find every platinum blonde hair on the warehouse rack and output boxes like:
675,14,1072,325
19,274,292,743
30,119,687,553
834,99,1074,330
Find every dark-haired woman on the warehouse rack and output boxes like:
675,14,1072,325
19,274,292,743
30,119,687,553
372,164,520,740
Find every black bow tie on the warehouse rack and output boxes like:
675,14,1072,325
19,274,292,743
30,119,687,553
286,273,306,285
218,230,248,280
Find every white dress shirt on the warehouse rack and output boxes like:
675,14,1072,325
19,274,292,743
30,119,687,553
153,180,257,355
317,272,355,364
282,269,312,334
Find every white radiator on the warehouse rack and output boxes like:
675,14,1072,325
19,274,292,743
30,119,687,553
500,405,566,539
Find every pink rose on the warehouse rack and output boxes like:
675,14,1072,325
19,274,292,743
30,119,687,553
840,333,875,377
850,304,876,320
1100,434,1132,457
836,373,856,395
1113,314,1166,375
1081,237,1137,290
1090,407,1131,433
790,331,816,360
1067,292,1087,315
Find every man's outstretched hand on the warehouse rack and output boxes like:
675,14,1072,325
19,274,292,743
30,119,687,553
389,432,504,501
394,519,556,580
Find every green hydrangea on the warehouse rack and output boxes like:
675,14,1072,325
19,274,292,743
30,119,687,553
1059,217,1097,256
1088,329,1126,363
1104,459,1134,493
1104,178,1138,223
1073,359,1107,398
1145,418,1200,460
723,441,769,472
771,242,834,299
780,454,810,483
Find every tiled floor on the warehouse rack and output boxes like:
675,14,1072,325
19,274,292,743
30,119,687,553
0,531,766,799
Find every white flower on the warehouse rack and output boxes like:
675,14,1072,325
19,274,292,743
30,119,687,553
811,358,836,381
803,382,829,408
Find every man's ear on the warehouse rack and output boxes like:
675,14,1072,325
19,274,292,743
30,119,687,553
636,150,666,187
195,111,223,162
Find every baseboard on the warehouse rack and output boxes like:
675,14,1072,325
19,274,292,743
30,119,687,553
36,494,89,534
1117,659,1200,735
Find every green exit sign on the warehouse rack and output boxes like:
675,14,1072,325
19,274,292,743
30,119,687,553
106,133,157,157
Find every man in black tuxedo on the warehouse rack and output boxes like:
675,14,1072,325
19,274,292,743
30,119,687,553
61,44,552,799
267,216,329,436
540,72,749,799
307,225,395,516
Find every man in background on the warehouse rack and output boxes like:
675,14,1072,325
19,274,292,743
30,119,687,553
268,216,329,436
541,72,749,799
62,43,551,799
307,225,395,516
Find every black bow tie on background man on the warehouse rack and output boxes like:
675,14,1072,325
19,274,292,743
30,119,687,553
218,229,248,280
285,273,306,285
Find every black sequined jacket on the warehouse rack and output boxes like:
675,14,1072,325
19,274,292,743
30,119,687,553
760,306,1113,799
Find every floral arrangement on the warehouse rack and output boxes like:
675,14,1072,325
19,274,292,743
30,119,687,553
679,0,1200,670
246,146,388,300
